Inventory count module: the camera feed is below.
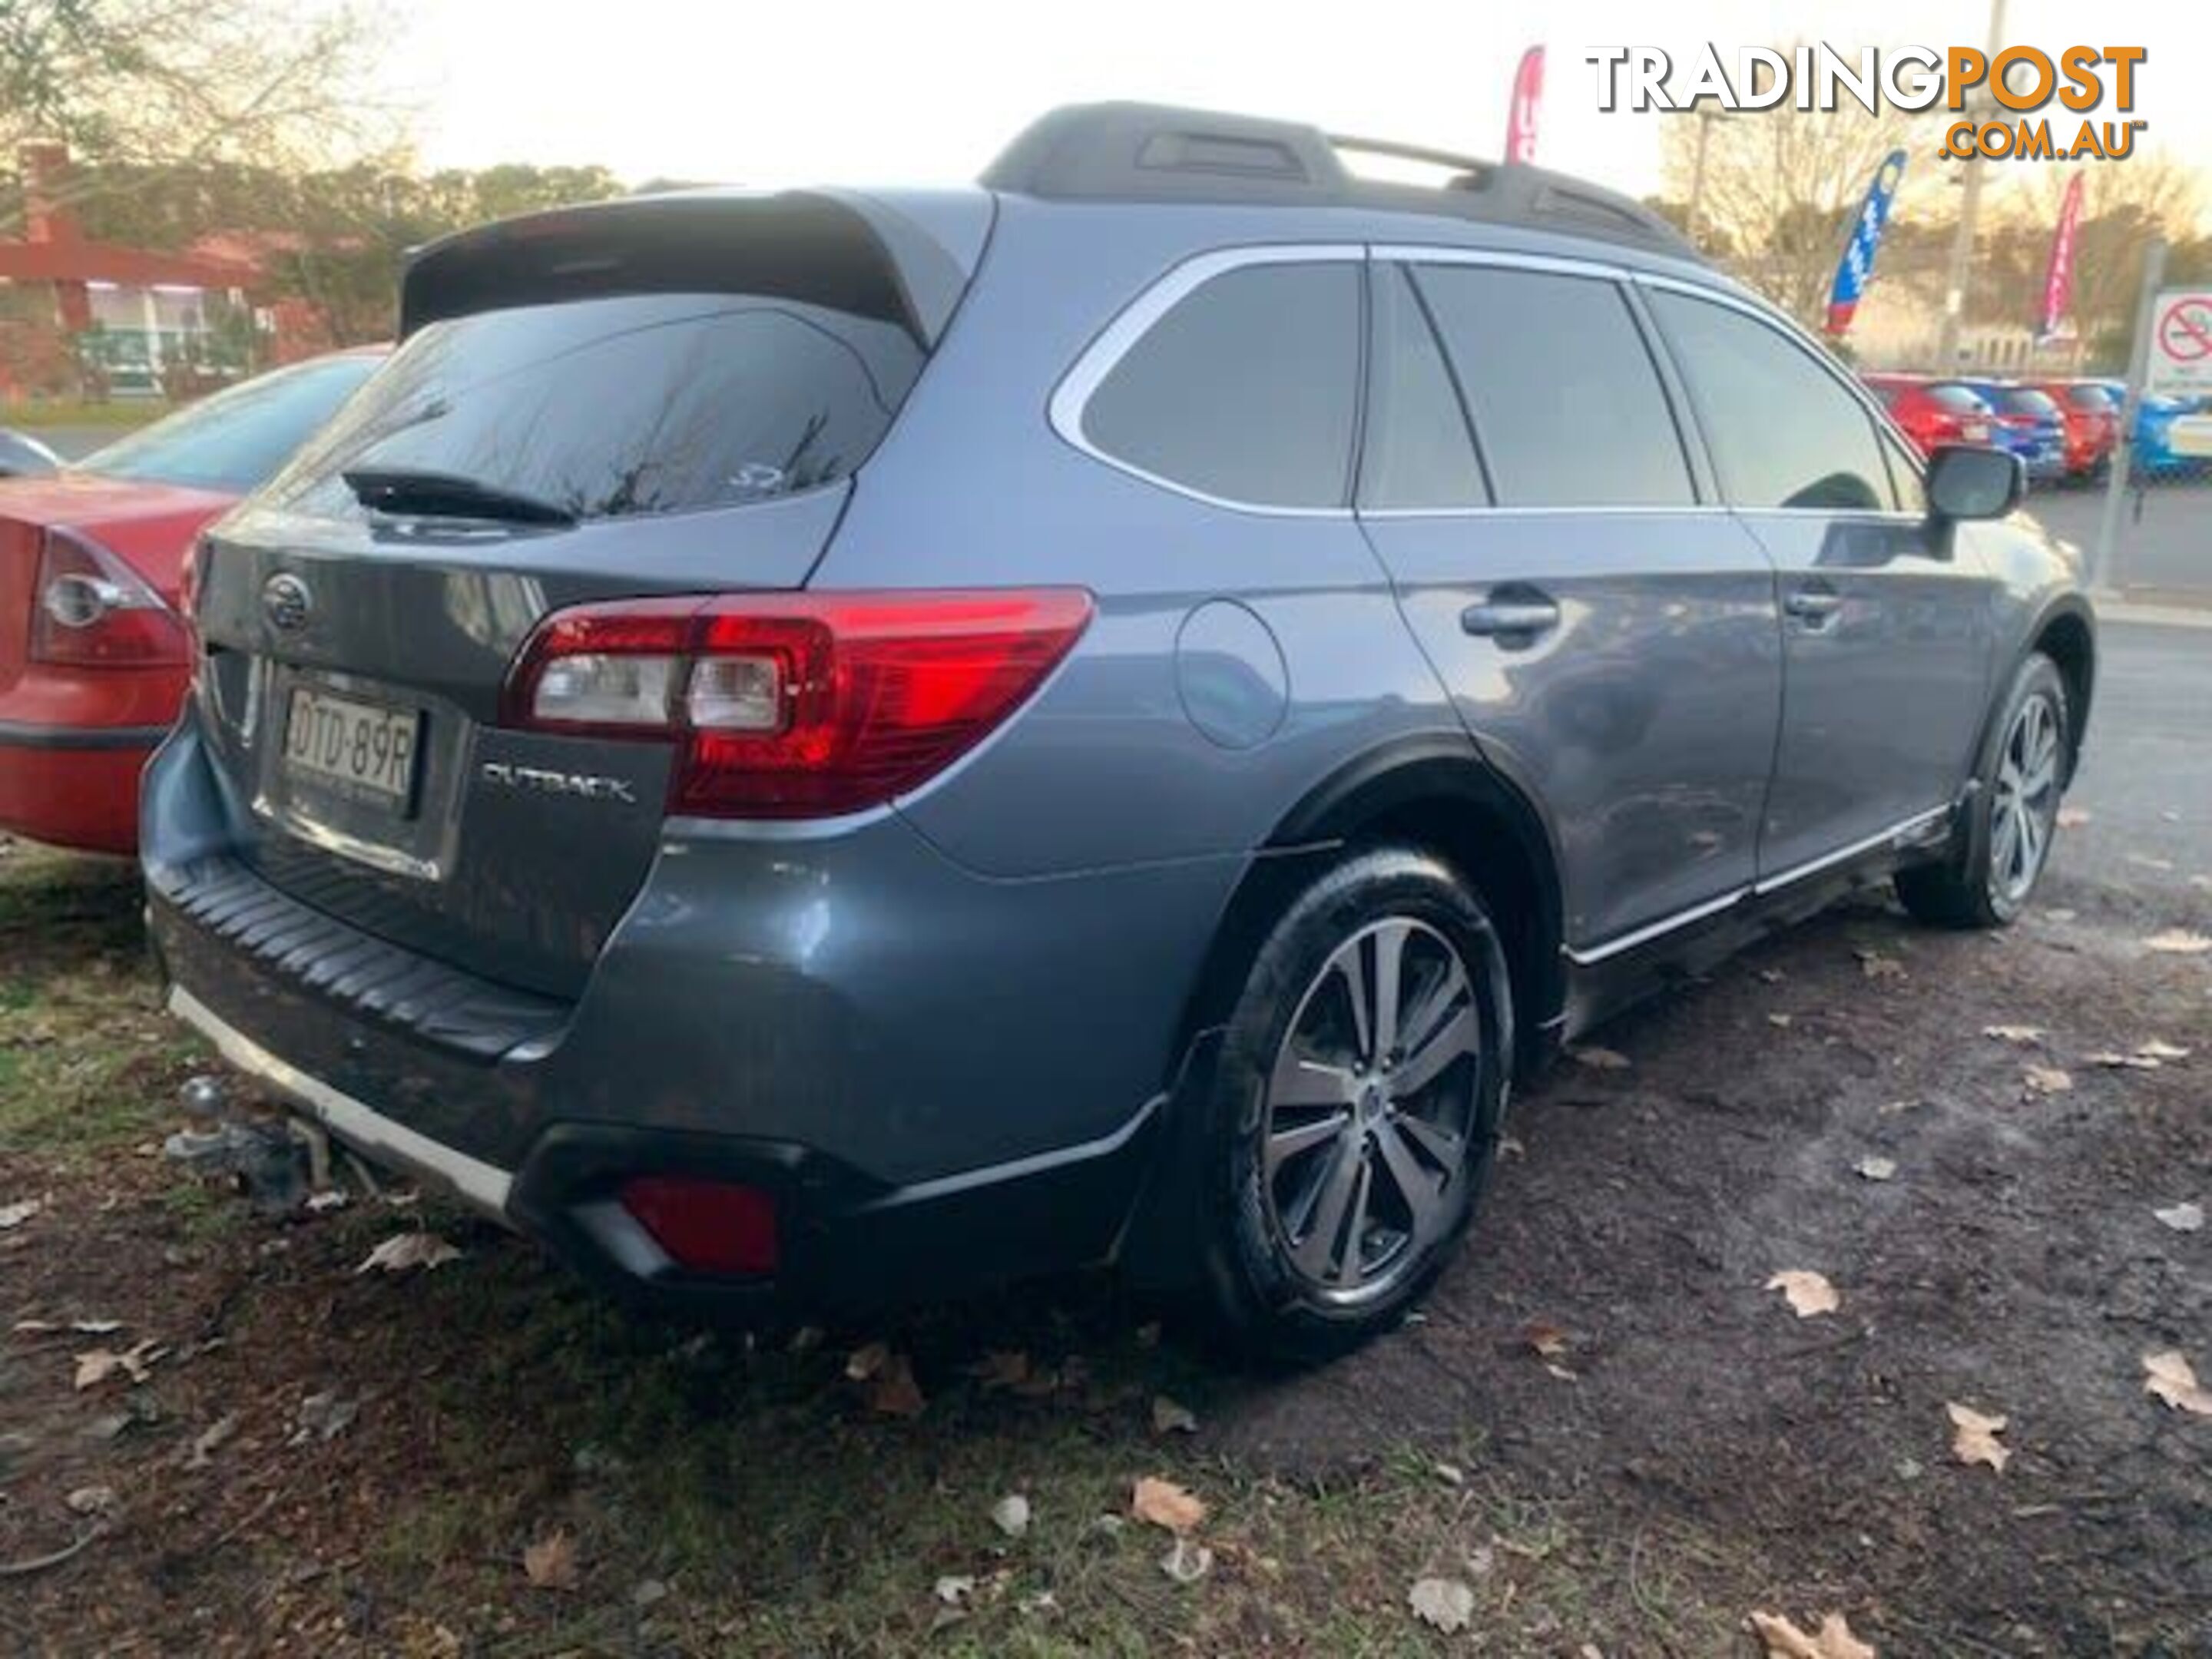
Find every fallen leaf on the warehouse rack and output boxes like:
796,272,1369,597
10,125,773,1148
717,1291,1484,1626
522,1528,580,1591
1767,1012,1795,1028
1131,1476,1206,1535
1151,1395,1197,1435
1855,1156,1897,1183
1750,1610,1879,1659
1157,1536,1213,1584
2022,1066,2073,1096
2083,1051,2161,1071
1946,1402,2011,1472
1758,967,1786,984
1498,1134,1527,1159
184,1412,240,1469
65,1485,116,1516
291,1390,359,1443
69,1319,122,1336
1523,1320,1571,1359
966,1349,1029,1390
866,1351,926,1419
2056,806,2091,828
353,1232,461,1275
0,1198,40,1230
2128,853,2175,872
2143,1351,2212,1416
2152,1201,2204,1233
2136,1039,2190,1061
1432,1460,1465,1487
1767,1270,1840,1318
1856,950,1906,980
1567,1045,1631,1071
73,1339,162,1391
2143,929,2212,955
1409,1575,1476,1634
990,1493,1031,1538
845,1339,890,1382
934,1575,976,1606
1982,1025,2045,1044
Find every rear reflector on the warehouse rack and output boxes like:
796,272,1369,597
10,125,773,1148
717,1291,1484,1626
618,1174,779,1277
31,527,188,668
502,589,1093,818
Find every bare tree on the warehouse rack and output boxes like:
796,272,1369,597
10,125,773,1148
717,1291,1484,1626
0,0,402,224
1659,56,1936,328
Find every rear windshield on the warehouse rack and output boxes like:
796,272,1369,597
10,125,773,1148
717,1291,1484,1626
264,293,922,522
2065,383,2116,409
1995,387,2061,419
1928,383,1992,413
84,356,379,494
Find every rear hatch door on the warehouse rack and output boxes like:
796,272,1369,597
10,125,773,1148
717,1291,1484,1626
188,190,986,1000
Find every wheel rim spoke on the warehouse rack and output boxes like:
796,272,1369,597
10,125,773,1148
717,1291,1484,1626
1392,1002,1479,1099
1266,1108,1352,1177
1290,1134,1363,1280
1396,1112,1464,1167
1372,1118,1444,1246
1368,922,1409,1063
1270,1050,1358,1111
1333,943,1373,1065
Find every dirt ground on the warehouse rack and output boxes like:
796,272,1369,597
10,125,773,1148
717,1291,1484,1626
2,834,2207,1656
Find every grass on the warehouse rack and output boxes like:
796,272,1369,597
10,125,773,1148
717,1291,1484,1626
3,399,170,432
0,842,1757,1654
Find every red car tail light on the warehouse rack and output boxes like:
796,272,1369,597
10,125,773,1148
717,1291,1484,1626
618,1174,779,1276
29,526,189,668
502,588,1094,818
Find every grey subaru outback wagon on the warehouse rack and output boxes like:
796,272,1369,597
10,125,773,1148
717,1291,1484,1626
144,104,2093,1356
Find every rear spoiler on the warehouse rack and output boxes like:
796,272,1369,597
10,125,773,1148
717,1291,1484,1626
399,187,993,348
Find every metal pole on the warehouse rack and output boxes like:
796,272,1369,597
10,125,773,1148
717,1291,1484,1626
1933,0,2008,369
2091,237,2167,595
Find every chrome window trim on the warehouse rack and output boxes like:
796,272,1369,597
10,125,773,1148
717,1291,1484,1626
1564,804,1951,965
1369,244,1635,281
1048,242,1366,520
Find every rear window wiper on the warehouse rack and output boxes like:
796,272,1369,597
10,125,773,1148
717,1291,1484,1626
343,467,577,526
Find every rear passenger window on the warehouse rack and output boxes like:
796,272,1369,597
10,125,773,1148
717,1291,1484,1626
1359,267,1486,510
1648,292,1892,513
1412,265,1694,508
1082,261,1359,509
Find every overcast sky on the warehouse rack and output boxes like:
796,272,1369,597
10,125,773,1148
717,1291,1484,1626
395,2,2208,223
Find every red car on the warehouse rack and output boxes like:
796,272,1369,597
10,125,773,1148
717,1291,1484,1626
1859,373,1996,457
2030,379,2120,482
0,350,382,853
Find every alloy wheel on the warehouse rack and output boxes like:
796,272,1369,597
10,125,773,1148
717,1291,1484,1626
1261,917,1482,1306
1989,689,2062,906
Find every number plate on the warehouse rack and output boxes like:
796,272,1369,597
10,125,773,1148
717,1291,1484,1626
282,687,421,808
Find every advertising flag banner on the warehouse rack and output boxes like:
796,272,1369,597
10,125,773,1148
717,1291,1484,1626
2038,173,2086,339
1823,149,1908,336
1505,47,1544,164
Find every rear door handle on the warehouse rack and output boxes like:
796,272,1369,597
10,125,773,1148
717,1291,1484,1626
1461,589,1561,639
1783,584,1843,626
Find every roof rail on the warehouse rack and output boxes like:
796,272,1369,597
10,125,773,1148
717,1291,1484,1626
981,102,1697,261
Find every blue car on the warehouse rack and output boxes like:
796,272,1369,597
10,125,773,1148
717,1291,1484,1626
2096,382,2207,478
1952,381,2068,482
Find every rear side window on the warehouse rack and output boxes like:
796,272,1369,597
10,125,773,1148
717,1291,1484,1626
86,356,379,495
1081,261,1360,509
267,293,922,522
1412,265,1694,508
1929,383,1992,413
2065,383,2115,409
1649,292,1891,512
1998,388,2061,419
1359,267,1486,510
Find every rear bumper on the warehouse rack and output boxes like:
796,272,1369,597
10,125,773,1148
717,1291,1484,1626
0,722,165,853
144,718,1237,1314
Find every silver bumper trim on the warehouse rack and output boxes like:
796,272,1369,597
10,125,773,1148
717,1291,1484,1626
167,986,515,1217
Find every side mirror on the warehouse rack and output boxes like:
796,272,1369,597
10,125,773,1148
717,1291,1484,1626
1926,445,2023,522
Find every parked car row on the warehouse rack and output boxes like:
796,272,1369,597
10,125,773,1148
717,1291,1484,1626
1861,369,2212,485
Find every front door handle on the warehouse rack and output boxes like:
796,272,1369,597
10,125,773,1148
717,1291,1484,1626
1783,584,1843,626
1461,588,1561,640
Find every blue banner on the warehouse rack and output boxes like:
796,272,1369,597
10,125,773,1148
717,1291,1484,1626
1825,150,1908,336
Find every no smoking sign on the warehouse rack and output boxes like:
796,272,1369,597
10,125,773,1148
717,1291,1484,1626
2149,290,2212,397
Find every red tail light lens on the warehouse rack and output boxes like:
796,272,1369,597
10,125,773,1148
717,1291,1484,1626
30,527,188,668
502,589,1094,818
618,1175,779,1277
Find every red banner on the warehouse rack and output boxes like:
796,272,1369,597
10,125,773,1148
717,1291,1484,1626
2038,174,2086,340
1505,46,1545,165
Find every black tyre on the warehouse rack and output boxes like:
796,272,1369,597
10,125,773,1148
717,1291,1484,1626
1897,653,2071,929
1194,846,1514,1363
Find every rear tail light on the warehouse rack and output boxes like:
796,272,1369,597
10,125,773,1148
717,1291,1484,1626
618,1175,778,1276
502,588,1094,819
30,527,188,668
